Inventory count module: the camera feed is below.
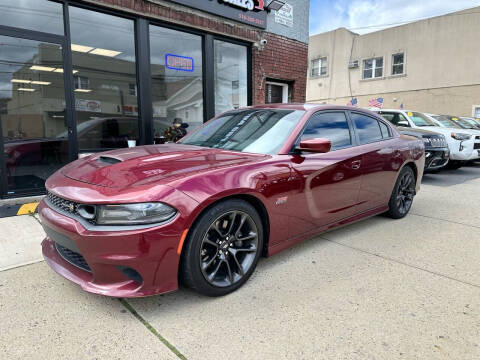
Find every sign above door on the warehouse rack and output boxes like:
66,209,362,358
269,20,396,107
157,0,267,29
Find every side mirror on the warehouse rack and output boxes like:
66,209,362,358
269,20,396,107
297,138,331,153
397,120,410,127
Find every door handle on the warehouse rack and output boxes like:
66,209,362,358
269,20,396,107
351,160,362,170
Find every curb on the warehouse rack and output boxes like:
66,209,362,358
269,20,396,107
0,202,39,218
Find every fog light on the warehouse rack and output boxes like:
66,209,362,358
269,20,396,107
116,266,143,284
425,152,432,158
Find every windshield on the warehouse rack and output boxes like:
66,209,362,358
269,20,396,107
453,118,475,129
56,119,102,138
410,112,437,126
461,118,480,129
180,109,305,155
433,115,462,129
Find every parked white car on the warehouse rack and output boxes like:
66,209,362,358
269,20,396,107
371,109,476,169
425,114,480,161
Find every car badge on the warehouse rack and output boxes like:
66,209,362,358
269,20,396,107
68,203,75,212
275,196,288,205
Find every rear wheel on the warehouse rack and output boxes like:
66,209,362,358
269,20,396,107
180,199,263,297
386,166,416,219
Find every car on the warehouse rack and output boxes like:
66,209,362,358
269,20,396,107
39,104,425,298
425,114,480,165
395,126,449,171
373,109,476,169
459,117,480,130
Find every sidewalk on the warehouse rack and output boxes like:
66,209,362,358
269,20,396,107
1,164,480,359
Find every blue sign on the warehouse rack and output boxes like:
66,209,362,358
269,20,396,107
165,54,194,72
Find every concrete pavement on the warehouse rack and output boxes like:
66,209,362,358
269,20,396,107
1,163,479,359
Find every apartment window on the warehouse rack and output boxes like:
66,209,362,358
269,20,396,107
363,57,383,79
392,53,404,75
311,57,327,77
128,83,137,96
73,75,89,90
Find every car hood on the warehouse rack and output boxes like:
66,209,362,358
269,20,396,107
60,144,268,188
421,126,480,135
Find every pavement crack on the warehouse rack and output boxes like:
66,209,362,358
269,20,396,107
411,213,480,230
320,236,480,290
119,298,187,360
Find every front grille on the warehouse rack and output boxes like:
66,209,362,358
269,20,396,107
429,136,447,148
47,192,79,215
55,243,91,272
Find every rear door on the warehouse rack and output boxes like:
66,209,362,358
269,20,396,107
349,111,399,213
287,111,363,236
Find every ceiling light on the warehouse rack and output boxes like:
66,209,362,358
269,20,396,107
11,79,31,84
71,44,94,53
75,89,92,93
266,0,286,11
17,88,35,92
30,65,55,72
53,68,79,74
31,81,51,85
89,48,122,57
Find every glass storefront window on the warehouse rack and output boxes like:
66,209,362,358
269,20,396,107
0,0,64,35
214,40,248,115
69,7,139,152
0,36,68,195
149,25,203,143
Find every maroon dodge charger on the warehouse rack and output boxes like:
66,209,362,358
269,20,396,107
40,104,425,297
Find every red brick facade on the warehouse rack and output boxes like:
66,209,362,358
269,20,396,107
83,0,308,104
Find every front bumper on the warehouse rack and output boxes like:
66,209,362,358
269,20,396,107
424,147,449,171
39,194,193,297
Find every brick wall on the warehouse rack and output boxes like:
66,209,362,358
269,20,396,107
84,0,308,103
253,33,308,104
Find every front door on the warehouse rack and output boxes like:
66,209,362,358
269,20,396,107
287,111,362,238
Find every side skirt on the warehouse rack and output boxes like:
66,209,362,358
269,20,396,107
267,205,389,257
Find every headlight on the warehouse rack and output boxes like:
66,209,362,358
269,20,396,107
96,203,177,225
451,132,471,140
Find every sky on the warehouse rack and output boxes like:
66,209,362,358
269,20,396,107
309,0,480,35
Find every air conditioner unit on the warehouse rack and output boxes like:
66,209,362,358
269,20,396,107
348,60,359,69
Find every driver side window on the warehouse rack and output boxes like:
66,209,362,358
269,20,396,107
301,112,352,150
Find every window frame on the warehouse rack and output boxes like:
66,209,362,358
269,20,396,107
362,56,384,79
291,110,356,154
310,56,328,77
349,111,393,146
391,52,405,76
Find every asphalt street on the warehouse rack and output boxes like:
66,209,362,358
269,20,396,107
1,163,479,360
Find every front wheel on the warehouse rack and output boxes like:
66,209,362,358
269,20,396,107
180,199,263,297
386,166,416,219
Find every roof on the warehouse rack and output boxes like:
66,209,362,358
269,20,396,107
248,103,373,112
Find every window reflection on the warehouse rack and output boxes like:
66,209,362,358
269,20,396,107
0,0,64,35
214,41,248,115
149,26,204,143
0,36,68,195
69,7,139,152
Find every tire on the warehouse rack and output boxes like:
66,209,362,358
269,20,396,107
180,199,264,297
386,166,416,219
446,160,463,170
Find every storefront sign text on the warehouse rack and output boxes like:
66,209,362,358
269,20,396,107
165,54,194,72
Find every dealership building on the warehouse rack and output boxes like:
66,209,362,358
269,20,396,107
0,0,309,199
307,7,480,117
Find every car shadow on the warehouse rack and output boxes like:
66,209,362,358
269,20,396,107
422,161,480,187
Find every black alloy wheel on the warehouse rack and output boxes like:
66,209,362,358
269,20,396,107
180,199,263,296
386,166,416,219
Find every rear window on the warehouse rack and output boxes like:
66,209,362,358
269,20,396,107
351,113,383,144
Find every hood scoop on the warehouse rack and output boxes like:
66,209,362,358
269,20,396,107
97,156,122,165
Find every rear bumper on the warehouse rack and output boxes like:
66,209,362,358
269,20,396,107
39,199,187,298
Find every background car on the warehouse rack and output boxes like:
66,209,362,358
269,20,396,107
373,109,475,169
426,114,480,164
395,126,449,171
40,104,424,298
460,117,480,129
